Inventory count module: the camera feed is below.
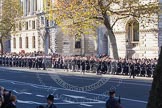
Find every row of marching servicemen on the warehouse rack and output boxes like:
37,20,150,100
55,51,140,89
0,56,51,69
52,56,157,78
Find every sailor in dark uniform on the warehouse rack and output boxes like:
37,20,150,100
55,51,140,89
101,60,107,74
76,57,81,71
141,62,146,76
81,58,86,74
9,56,13,67
111,60,117,75
71,57,76,71
106,59,111,74
96,59,102,75
28,57,32,69
146,62,152,77
0,56,2,65
85,58,90,72
134,61,139,76
122,60,127,75
2,56,6,66
130,62,135,78
35,57,39,69
117,60,122,74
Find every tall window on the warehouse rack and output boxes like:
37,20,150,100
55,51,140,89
19,37,22,48
29,20,31,28
75,36,81,49
127,20,139,42
13,38,16,49
25,21,28,30
25,37,29,48
32,36,36,48
32,20,35,29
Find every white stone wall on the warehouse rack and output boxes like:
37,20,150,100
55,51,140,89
110,15,159,58
11,15,42,53
11,31,39,53
11,0,56,54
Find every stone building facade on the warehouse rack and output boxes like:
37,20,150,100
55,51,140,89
11,0,45,53
98,0,160,59
10,0,162,59
10,0,97,55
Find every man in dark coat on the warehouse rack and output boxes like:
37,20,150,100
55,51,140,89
106,90,123,108
45,95,57,108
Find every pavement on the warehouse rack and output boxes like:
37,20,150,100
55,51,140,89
0,67,153,108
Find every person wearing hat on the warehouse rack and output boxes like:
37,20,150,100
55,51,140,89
106,89,123,108
45,95,57,108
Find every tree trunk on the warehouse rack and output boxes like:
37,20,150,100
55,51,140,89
102,12,119,59
147,46,162,108
0,38,3,55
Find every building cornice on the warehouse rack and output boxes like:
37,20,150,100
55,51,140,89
114,28,158,34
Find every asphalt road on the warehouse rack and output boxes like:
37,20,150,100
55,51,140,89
0,67,152,108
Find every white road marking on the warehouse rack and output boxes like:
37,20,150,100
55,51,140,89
80,103,93,107
17,100,46,105
56,101,105,104
63,100,74,103
0,78,147,104
18,99,104,105
108,81,151,86
12,90,32,95
36,95,45,98
121,97,147,104
63,94,85,98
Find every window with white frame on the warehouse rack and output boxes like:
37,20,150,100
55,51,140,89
127,20,139,43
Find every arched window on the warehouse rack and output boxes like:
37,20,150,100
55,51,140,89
19,37,22,48
25,37,29,48
32,36,36,48
13,38,16,49
127,20,139,42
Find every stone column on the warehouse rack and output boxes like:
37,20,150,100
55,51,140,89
30,0,34,15
26,0,30,15
34,0,37,11
40,0,44,12
23,0,27,16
